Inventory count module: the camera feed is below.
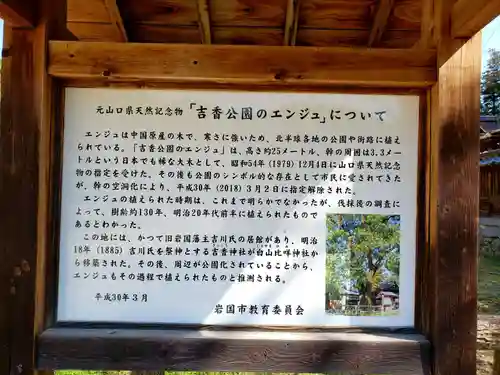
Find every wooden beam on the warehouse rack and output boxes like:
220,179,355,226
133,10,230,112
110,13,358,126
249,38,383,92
38,328,431,374
103,0,127,42
196,0,211,44
283,0,300,46
368,0,395,47
427,33,482,375
0,0,36,28
48,42,437,87
67,22,126,42
452,0,500,39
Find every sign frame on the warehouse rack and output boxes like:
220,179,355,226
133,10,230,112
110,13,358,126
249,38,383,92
36,83,431,374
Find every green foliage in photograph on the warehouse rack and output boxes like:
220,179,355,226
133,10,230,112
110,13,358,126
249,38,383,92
325,214,400,306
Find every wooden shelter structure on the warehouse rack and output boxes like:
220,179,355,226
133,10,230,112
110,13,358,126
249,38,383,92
480,116,500,214
0,1,499,375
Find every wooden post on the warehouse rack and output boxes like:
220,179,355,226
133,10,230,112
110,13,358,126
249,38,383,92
493,349,500,375
0,0,70,374
0,26,42,375
427,33,482,375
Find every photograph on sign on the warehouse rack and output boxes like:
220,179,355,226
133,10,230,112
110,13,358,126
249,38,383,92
56,88,419,327
325,213,401,316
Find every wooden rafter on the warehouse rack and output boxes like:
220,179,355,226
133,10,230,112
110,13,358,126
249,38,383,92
103,0,127,42
283,0,301,46
451,0,500,38
196,0,211,44
0,0,36,28
48,41,437,87
414,0,435,49
368,0,395,47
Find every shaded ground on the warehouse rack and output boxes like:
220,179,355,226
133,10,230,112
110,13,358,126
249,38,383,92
477,232,500,375
478,315,500,375
478,350,495,375
479,251,500,314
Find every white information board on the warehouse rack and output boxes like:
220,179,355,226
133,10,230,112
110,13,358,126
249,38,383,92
57,88,419,327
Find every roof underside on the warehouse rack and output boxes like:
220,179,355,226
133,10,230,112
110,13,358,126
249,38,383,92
67,0,422,48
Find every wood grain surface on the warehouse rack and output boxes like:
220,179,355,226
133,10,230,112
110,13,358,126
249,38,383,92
48,41,437,87
38,328,431,374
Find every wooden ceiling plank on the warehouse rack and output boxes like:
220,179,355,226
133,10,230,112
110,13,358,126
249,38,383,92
127,24,284,45
197,0,212,44
451,0,500,39
210,0,285,27
103,0,128,42
298,28,420,48
0,0,36,28
300,0,419,31
68,0,111,23
118,0,198,26
283,0,300,46
214,27,282,45
368,0,395,47
48,41,437,87
68,22,124,42
128,24,201,44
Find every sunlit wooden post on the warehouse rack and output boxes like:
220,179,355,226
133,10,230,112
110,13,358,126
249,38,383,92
430,34,482,375
419,0,488,373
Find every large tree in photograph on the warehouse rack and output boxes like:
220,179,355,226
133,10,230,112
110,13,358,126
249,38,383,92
326,214,401,306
